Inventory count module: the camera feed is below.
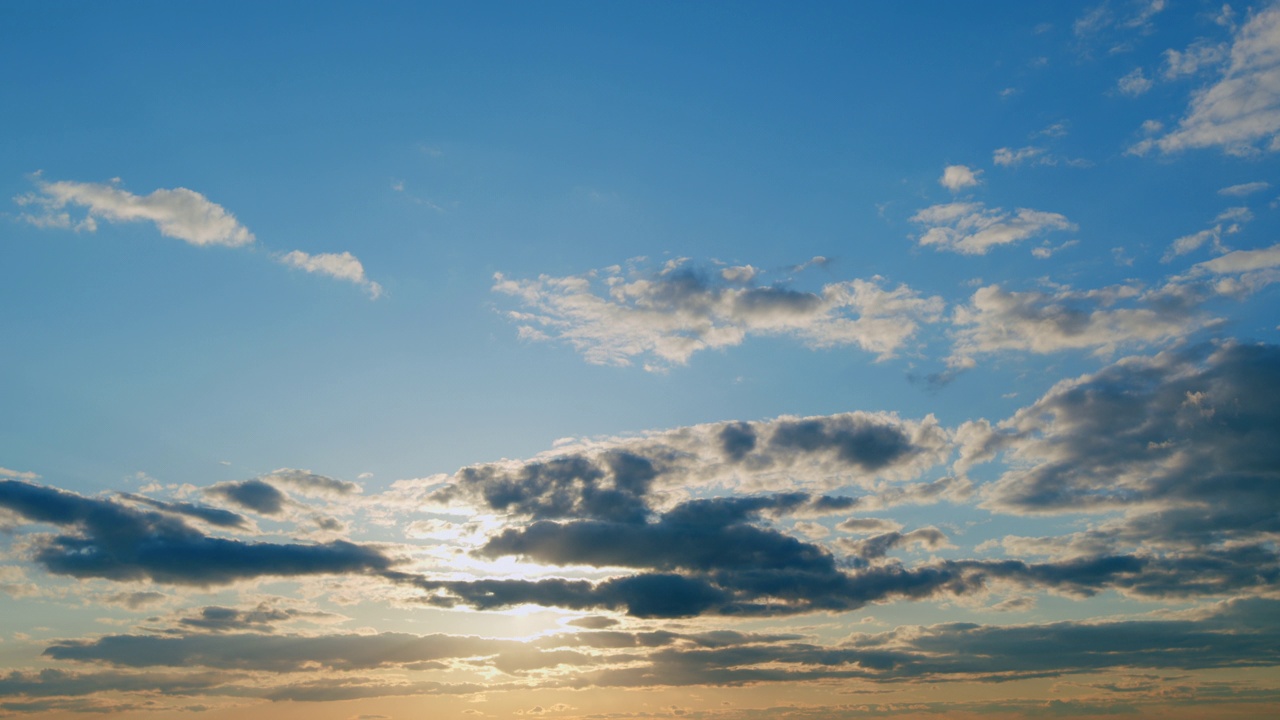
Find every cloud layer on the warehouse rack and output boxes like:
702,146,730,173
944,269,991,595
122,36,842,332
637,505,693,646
494,260,943,368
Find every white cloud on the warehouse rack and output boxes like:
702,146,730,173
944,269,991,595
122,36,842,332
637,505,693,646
1163,226,1222,262
1194,242,1280,274
1163,41,1227,79
1218,181,1270,196
1117,67,1153,96
493,260,944,369
910,202,1076,255
939,165,982,192
279,251,383,299
1135,4,1280,155
992,146,1046,167
0,467,40,481
16,176,254,247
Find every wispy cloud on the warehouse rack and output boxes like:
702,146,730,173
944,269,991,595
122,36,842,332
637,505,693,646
493,260,943,369
910,202,1076,255
13,174,384,298
14,175,254,246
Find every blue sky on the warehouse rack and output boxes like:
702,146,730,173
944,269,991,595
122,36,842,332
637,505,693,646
2,1,1280,718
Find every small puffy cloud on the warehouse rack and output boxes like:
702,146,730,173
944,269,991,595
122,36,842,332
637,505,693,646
1117,68,1153,96
15,176,254,247
493,260,943,369
279,250,383,298
939,165,982,192
910,202,1075,255
1133,5,1280,155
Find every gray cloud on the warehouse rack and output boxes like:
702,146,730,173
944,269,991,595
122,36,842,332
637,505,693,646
205,479,287,515
0,480,392,585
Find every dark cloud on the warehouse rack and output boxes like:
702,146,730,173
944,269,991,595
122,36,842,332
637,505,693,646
718,421,756,462
205,479,287,515
478,495,839,575
117,493,247,529
985,343,1280,521
45,631,517,672
174,603,338,633
770,416,917,471
432,450,657,523
0,480,392,585
423,412,948,526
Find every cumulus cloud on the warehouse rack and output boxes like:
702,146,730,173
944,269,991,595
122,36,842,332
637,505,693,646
493,260,943,368
910,202,1075,255
14,176,254,246
278,250,383,298
939,165,981,191
1133,4,1280,155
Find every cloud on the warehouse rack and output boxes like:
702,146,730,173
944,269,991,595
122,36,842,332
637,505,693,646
1218,181,1270,196
1163,226,1223,261
206,479,288,515
425,411,953,520
259,468,361,497
493,260,943,368
0,480,393,585
992,146,1046,167
13,175,382,297
973,342,1280,558
1133,4,1280,155
910,202,1075,255
939,165,981,192
14,176,254,247
116,493,248,529
947,282,1213,366
1164,40,1227,79
278,250,383,298
1117,67,1153,95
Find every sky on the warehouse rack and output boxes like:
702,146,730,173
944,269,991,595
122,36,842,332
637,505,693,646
2,0,1280,718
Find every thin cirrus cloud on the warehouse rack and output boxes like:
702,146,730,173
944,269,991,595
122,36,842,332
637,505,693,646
909,201,1076,255
493,259,944,369
1132,3,1280,155
13,174,381,297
